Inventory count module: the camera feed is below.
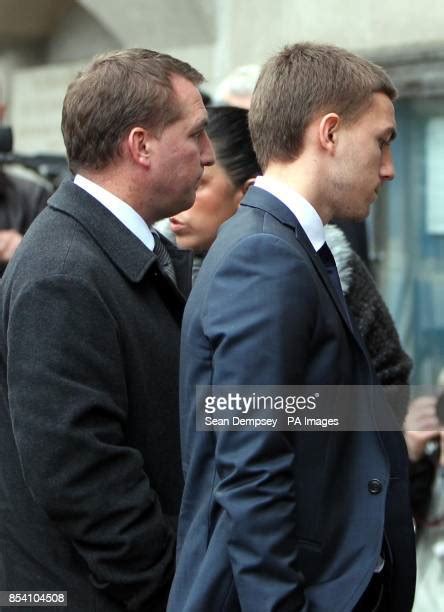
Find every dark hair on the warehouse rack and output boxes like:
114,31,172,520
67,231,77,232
249,42,398,170
207,106,260,187
62,48,203,173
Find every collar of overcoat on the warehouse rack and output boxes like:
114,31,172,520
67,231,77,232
48,179,192,299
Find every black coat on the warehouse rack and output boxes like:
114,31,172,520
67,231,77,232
0,179,191,611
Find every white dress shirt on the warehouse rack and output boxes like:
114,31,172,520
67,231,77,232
74,174,155,250
254,175,325,251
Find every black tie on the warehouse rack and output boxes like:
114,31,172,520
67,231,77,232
153,232,177,285
317,242,351,325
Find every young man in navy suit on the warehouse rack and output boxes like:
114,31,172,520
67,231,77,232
169,43,416,611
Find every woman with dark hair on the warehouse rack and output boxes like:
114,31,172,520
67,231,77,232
169,106,260,268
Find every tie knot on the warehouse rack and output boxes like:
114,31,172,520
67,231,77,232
152,231,164,253
152,232,177,285
317,242,336,270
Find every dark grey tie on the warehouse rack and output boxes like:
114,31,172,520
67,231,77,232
317,242,351,326
153,232,177,285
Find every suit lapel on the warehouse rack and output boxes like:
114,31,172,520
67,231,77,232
48,179,191,302
241,186,357,337
300,235,356,335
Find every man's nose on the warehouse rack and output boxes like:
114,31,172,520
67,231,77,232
381,147,395,182
201,132,215,167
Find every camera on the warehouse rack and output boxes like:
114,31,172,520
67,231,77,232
0,125,68,187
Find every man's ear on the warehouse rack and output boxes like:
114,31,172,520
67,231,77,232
127,127,152,168
319,113,340,153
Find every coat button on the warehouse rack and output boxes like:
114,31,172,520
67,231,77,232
368,479,383,495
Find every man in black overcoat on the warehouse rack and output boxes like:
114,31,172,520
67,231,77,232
0,49,214,611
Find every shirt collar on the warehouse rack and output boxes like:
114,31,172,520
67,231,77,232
254,175,325,251
74,174,155,250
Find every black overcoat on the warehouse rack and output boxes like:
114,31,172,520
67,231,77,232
0,179,191,611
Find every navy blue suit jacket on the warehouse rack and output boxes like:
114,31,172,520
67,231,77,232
168,187,416,611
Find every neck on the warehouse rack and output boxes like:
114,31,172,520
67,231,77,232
77,165,150,222
264,160,333,224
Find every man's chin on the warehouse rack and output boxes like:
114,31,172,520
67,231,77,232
352,197,374,221
334,206,371,223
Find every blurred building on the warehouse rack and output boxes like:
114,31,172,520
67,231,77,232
1,0,443,383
